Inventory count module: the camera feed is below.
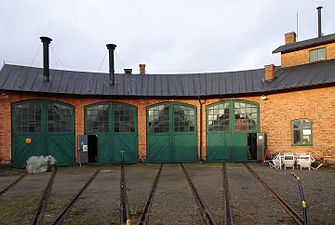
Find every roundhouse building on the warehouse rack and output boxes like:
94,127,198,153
1,22,335,167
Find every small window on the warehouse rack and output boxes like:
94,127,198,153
309,47,326,62
291,119,312,145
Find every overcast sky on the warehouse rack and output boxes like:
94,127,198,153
1,0,334,74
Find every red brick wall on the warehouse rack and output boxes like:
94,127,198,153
260,86,335,162
1,88,335,163
281,42,335,67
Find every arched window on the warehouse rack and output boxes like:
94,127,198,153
207,102,230,132
48,103,73,132
291,119,312,145
148,104,170,133
207,101,258,132
85,102,137,133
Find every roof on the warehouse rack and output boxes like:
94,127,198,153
1,60,335,97
273,33,335,53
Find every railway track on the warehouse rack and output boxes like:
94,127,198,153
0,173,26,196
50,168,101,225
181,163,217,225
244,163,305,225
136,164,163,225
30,167,57,225
120,164,130,225
222,163,233,225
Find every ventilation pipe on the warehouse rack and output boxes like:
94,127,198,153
106,44,117,85
317,6,323,37
40,36,52,82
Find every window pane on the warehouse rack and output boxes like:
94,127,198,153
302,120,311,129
310,47,326,62
174,105,195,132
13,102,42,133
114,104,136,132
48,103,73,133
292,120,300,129
86,104,109,133
293,130,301,144
148,105,169,133
302,135,311,144
207,102,229,132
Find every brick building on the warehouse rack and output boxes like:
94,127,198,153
1,11,335,167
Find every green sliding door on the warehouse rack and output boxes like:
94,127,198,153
147,102,197,163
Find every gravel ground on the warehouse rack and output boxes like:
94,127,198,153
0,172,50,225
248,163,335,225
1,163,334,225
148,164,203,225
124,164,161,225
41,166,100,225
62,166,121,225
184,163,224,225
227,163,295,225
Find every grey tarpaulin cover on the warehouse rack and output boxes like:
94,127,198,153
26,155,57,174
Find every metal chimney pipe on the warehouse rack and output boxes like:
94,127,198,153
40,36,52,82
317,6,323,37
106,43,117,85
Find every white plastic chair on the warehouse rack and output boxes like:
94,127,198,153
269,153,282,170
296,153,315,170
283,153,295,170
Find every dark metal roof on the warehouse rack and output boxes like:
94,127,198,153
273,33,335,53
1,60,335,97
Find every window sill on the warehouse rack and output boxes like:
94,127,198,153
291,144,313,147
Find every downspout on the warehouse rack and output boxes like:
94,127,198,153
198,97,207,162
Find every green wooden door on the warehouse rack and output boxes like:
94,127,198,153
12,101,75,168
85,102,138,164
147,103,197,163
206,101,259,162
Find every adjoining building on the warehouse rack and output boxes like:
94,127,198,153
1,7,335,167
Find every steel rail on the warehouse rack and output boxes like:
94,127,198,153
30,167,57,225
181,163,218,225
50,168,101,225
222,164,234,225
244,164,304,225
120,164,130,225
136,164,163,225
0,173,26,196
